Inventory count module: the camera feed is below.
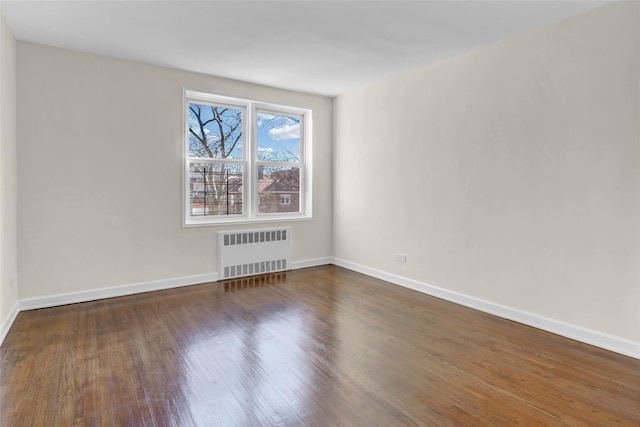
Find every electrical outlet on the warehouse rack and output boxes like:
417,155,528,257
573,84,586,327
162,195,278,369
397,253,407,263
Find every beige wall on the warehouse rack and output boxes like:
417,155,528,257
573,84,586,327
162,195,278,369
17,43,333,299
334,2,639,342
0,11,18,331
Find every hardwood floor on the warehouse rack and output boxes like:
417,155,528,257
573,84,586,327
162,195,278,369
1,265,638,426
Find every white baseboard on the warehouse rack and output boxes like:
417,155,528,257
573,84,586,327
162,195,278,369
332,257,640,359
0,301,19,346
290,257,333,270
12,258,333,316
19,272,219,311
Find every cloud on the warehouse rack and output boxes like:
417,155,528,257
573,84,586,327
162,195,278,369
268,123,300,141
257,114,278,127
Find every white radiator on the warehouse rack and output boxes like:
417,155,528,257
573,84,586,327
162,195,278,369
218,227,291,279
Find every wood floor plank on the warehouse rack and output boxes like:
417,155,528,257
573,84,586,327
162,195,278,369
1,265,638,426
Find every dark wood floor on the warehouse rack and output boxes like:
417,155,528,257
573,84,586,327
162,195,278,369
1,265,638,426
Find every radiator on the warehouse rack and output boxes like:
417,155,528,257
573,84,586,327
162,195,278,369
218,227,291,279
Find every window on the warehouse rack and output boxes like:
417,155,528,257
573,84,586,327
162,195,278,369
184,90,312,226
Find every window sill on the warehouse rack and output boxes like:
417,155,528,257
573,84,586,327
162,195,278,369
183,214,313,228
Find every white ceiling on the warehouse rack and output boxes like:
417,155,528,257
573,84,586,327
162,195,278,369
2,0,611,96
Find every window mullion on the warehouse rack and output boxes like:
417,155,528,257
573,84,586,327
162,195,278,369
245,104,254,219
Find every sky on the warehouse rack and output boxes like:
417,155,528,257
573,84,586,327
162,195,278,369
257,112,301,162
188,103,300,162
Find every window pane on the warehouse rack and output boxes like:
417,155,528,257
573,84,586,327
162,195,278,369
257,112,301,162
188,103,243,159
189,163,243,216
258,166,300,214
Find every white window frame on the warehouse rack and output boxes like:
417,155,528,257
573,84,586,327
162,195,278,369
183,90,312,226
